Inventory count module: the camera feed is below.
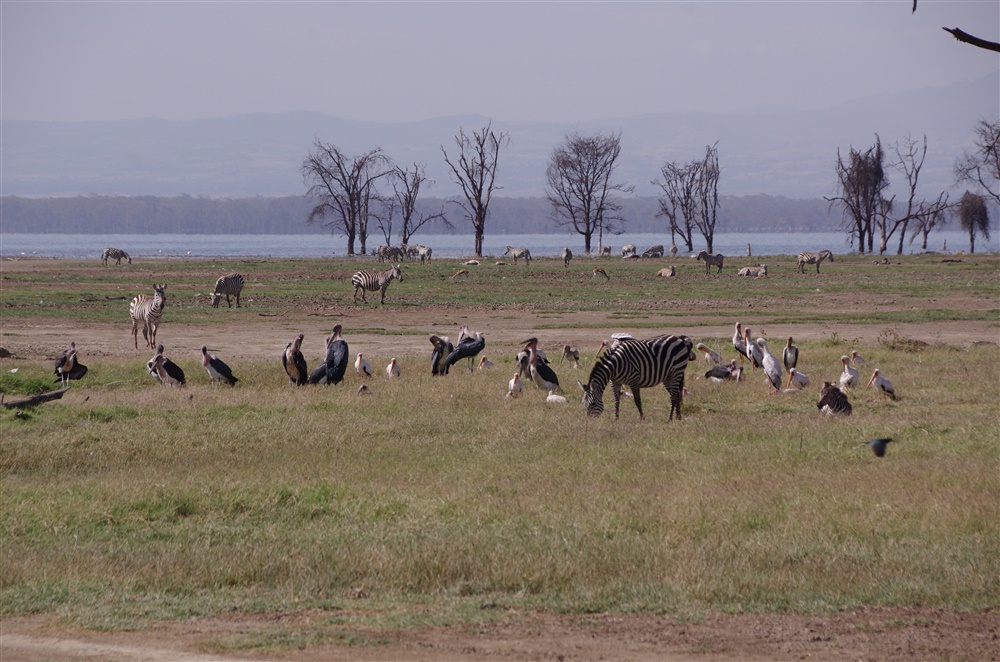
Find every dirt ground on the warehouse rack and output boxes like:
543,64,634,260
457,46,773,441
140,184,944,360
2,259,999,661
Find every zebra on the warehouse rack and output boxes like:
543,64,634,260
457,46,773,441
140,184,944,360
621,244,637,258
817,381,852,416
211,273,245,308
561,247,572,266
736,264,768,277
504,246,531,265
578,334,694,421
130,283,167,350
797,249,834,274
351,264,402,304
101,247,131,266
414,245,432,262
695,250,724,274
640,245,664,258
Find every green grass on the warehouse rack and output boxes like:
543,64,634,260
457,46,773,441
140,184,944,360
1,254,998,652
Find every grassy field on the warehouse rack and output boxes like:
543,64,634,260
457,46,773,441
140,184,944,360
1,253,998,653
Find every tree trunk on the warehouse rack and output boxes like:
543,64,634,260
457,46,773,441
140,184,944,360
474,219,484,257
969,229,976,254
346,230,356,256
584,232,592,254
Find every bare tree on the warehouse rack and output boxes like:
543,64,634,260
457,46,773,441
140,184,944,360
826,136,889,254
958,190,990,253
441,123,510,257
387,162,450,247
911,1,1000,53
301,141,392,256
694,143,721,253
653,160,700,252
545,131,634,254
909,193,950,251
954,119,1000,206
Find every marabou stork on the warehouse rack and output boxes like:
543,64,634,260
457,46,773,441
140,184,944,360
150,354,184,387
756,337,783,393
732,322,747,362
429,334,454,376
282,333,308,386
782,337,799,371
386,357,401,378
839,355,860,391
742,327,763,370
201,346,238,386
148,344,185,386
355,353,372,378
445,325,486,373
477,356,495,370
696,342,722,366
521,337,561,392
53,342,87,386
506,372,524,399
864,437,894,457
309,324,348,385
561,344,581,368
786,367,810,390
866,368,897,401
705,359,741,383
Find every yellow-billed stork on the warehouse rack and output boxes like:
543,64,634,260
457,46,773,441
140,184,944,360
866,368,897,400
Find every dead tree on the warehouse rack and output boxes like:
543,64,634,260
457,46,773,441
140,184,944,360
958,191,990,253
954,119,1000,206
653,160,700,252
390,162,450,247
826,136,889,254
694,143,721,254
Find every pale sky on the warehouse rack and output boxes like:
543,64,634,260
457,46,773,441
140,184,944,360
2,1,998,124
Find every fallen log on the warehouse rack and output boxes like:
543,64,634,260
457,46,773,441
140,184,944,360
2,387,70,409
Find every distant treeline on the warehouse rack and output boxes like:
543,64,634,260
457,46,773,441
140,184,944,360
2,194,838,235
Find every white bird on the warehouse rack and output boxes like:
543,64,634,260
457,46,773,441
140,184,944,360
477,355,495,370
597,332,634,356
866,368,897,401
782,337,799,371
839,355,860,390
355,353,372,378
743,327,763,370
850,350,865,366
756,337,782,393
696,342,722,366
546,390,568,404
506,372,524,398
386,357,400,378
786,367,810,390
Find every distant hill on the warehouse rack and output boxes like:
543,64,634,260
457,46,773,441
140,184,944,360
1,72,995,200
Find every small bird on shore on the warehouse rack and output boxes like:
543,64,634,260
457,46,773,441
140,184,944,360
864,437,894,457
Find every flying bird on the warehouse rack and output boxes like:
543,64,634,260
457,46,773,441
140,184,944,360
201,346,238,386
866,368,897,401
282,333,308,386
865,437,894,457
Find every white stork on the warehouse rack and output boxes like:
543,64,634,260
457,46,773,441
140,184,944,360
743,327,763,370
355,353,372,378
506,372,524,399
756,337,782,393
477,355,495,370
386,357,400,378
850,350,865,366
786,367,810,390
839,355,860,391
866,368,897,401
696,342,722,366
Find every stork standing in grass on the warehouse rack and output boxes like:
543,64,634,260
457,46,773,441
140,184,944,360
386,357,401,379
743,327,763,370
54,342,87,386
732,322,747,363
445,324,486,373
561,344,581,368
506,372,524,398
201,346,238,386
522,337,561,392
355,353,372,378
850,350,865,366
150,354,184,387
756,337,782,393
282,333,308,386
429,334,454,376
309,324,349,385
839,355,860,391
696,342,722,366
148,344,185,386
866,369,897,400
782,337,799,371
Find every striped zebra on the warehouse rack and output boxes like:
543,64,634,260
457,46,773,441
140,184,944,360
578,334,694,421
130,283,167,350
101,247,131,266
621,244,637,258
504,246,531,265
351,264,402,304
797,249,834,273
817,381,852,415
211,273,245,308
561,247,572,266
695,250,724,274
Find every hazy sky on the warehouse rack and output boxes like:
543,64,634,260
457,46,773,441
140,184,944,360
3,1,998,124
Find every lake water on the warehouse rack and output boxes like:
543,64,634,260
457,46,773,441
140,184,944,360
0,231,992,260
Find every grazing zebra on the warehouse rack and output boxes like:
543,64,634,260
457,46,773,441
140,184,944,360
817,381,852,415
101,247,131,266
211,273,245,308
797,249,834,274
130,283,167,350
621,244,636,258
578,334,694,421
736,264,768,277
640,245,664,258
415,245,432,262
504,246,531,265
352,264,402,304
695,250,724,274
561,247,573,266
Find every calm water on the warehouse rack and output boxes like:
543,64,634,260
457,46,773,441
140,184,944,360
0,231,990,260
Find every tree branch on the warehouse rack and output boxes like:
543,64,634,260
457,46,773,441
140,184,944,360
942,27,1000,53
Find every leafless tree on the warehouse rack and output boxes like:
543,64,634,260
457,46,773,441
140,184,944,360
380,162,451,247
694,143,721,253
958,190,990,253
911,1,1000,53
653,160,699,252
441,123,510,257
301,141,393,256
954,119,1000,206
909,194,950,251
826,136,889,254
545,131,634,254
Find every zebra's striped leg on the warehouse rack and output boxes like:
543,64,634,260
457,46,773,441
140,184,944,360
631,388,644,421
611,383,622,419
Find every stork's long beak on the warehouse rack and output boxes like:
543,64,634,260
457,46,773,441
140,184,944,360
866,371,877,389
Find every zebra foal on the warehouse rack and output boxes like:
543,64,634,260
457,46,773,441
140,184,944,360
695,250,724,274
130,283,167,350
797,250,834,273
211,273,245,308
504,246,531,265
578,334,694,421
352,264,402,304
101,247,131,266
